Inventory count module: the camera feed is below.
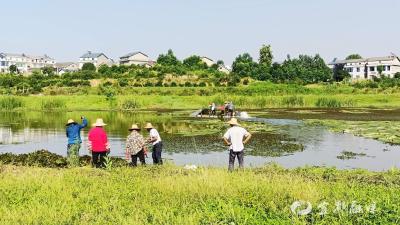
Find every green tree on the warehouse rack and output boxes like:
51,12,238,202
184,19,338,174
42,66,55,76
346,54,363,60
183,55,207,70
98,64,110,75
377,65,384,75
81,63,96,72
9,65,18,74
231,53,258,78
333,64,351,82
157,49,180,66
259,44,273,66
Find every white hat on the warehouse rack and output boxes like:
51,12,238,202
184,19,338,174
92,118,107,127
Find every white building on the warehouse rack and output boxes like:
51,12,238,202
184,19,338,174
200,56,230,73
329,55,400,80
0,53,56,73
79,51,113,68
119,51,154,67
56,62,80,75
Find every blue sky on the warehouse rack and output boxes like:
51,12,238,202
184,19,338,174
1,0,399,65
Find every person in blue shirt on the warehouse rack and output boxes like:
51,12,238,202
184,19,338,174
66,116,88,166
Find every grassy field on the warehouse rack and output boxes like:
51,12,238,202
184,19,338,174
0,164,399,224
0,93,400,111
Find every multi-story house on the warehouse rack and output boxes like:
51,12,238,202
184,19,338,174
200,56,230,74
119,51,154,67
0,52,56,73
79,51,113,68
329,55,400,80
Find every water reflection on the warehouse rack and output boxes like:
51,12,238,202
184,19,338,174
0,111,400,171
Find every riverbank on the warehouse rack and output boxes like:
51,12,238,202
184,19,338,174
1,93,400,111
0,164,399,224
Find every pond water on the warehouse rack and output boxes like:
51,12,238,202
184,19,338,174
0,109,399,171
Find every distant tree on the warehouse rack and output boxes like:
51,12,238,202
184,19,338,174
157,49,180,66
183,55,207,70
346,54,363,60
98,64,110,75
377,65,384,75
333,64,351,82
82,63,96,72
231,53,258,78
42,66,55,76
9,65,18,74
259,44,273,66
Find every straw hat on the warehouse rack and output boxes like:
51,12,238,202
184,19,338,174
129,124,140,131
144,123,154,129
227,118,240,126
92,118,107,127
66,119,76,126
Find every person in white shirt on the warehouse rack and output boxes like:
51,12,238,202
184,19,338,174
223,118,252,171
145,123,163,165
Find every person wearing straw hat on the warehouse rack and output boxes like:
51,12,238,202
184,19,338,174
65,116,88,166
223,118,251,171
144,123,163,165
125,124,147,167
88,118,110,168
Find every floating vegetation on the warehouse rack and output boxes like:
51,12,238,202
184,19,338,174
0,150,128,168
337,151,367,160
306,119,400,145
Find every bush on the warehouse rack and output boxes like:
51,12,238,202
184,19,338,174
120,99,141,110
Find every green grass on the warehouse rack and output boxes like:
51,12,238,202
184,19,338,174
0,96,24,110
2,93,399,111
0,164,399,224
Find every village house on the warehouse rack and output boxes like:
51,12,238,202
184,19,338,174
200,56,231,74
0,52,56,73
119,51,154,67
79,51,113,68
329,55,400,80
55,62,80,75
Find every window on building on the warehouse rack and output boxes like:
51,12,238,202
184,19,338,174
387,66,391,71
357,67,360,72
370,66,375,72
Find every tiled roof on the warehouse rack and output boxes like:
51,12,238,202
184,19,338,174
120,51,148,59
330,56,397,65
80,51,107,59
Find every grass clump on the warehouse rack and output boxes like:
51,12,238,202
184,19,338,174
281,96,305,107
0,96,24,110
120,99,141,111
41,98,66,111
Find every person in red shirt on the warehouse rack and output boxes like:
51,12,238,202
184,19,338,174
88,118,110,168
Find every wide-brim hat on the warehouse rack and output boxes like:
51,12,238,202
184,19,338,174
66,119,76,126
92,118,107,127
129,124,141,131
144,123,154,129
227,118,240,126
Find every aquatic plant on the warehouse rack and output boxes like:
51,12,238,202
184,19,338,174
281,96,305,107
120,99,141,110
337,151,367,160
0,96,24,110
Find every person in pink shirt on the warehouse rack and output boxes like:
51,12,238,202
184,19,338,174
88,118,110,168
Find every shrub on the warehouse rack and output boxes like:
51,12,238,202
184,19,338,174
120,99,141,110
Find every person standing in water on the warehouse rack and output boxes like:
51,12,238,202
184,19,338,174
223,118,252,171
145,123,163,165
65,116,88,166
